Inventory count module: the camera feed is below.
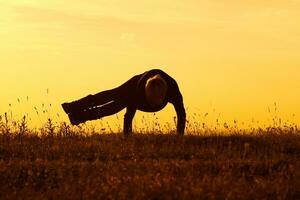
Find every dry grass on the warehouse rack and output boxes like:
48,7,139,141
0,116,299,200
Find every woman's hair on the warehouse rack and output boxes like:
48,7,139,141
145,74,168,106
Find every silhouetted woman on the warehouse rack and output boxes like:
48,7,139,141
62,69,186,135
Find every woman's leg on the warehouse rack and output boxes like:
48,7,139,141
62,75,137,114
68,100,126,125
62,88,123,114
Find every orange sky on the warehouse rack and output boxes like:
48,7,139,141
1,1,300,130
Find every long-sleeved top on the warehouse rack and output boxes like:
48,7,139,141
120,69,186,135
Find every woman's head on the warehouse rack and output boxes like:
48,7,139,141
145,74,168,107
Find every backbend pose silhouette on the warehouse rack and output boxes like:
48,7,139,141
62,69,186,135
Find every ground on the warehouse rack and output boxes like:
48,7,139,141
0,128,299,199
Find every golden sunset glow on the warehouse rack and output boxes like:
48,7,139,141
1,1,300,129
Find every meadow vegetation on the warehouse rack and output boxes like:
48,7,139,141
0,113,299,200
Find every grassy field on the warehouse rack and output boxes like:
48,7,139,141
0,120,299,199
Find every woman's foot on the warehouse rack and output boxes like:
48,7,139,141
68,112,86,125
62,103,72,114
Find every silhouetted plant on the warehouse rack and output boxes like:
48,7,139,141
1,112,11,135
18,115,28,138
45,118,55,136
